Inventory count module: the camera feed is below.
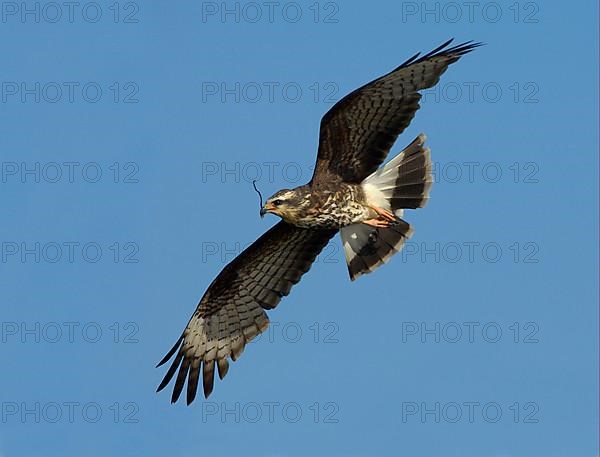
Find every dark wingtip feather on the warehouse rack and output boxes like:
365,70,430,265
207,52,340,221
422,38,455,58
217,358,230,380
203,360,215,399
186,360,201,405
171,358,191,404
156,351,184,393
186,394,197,406
399,39,483,70
156,335,184,367
444,40,485,56
398,50,422,68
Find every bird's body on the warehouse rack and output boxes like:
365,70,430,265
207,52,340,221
157,39,482,404
267,182,370,229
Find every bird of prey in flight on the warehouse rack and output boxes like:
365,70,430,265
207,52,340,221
157,39,481,404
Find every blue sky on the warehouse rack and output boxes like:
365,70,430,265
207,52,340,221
0,1,598,456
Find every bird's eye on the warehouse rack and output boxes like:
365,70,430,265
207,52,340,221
273,199,283,206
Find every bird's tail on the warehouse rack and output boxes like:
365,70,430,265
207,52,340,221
361,133,432,215
340,220,413,281
340,134,432,280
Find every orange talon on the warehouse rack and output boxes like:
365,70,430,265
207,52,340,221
368,205,396,222
363,218,390,228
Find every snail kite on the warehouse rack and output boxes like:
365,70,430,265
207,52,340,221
157,39,481,404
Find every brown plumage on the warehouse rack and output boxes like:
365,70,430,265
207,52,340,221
157,39,481,403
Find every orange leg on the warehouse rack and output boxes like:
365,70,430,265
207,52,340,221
363,218,390,228
368,205,396,222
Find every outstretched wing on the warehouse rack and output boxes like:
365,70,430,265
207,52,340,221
157,221,336,404
312,39,482,184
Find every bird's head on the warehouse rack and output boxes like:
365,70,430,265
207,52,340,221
260,188,309,223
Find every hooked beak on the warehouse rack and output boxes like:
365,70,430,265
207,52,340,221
260,203,275,218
